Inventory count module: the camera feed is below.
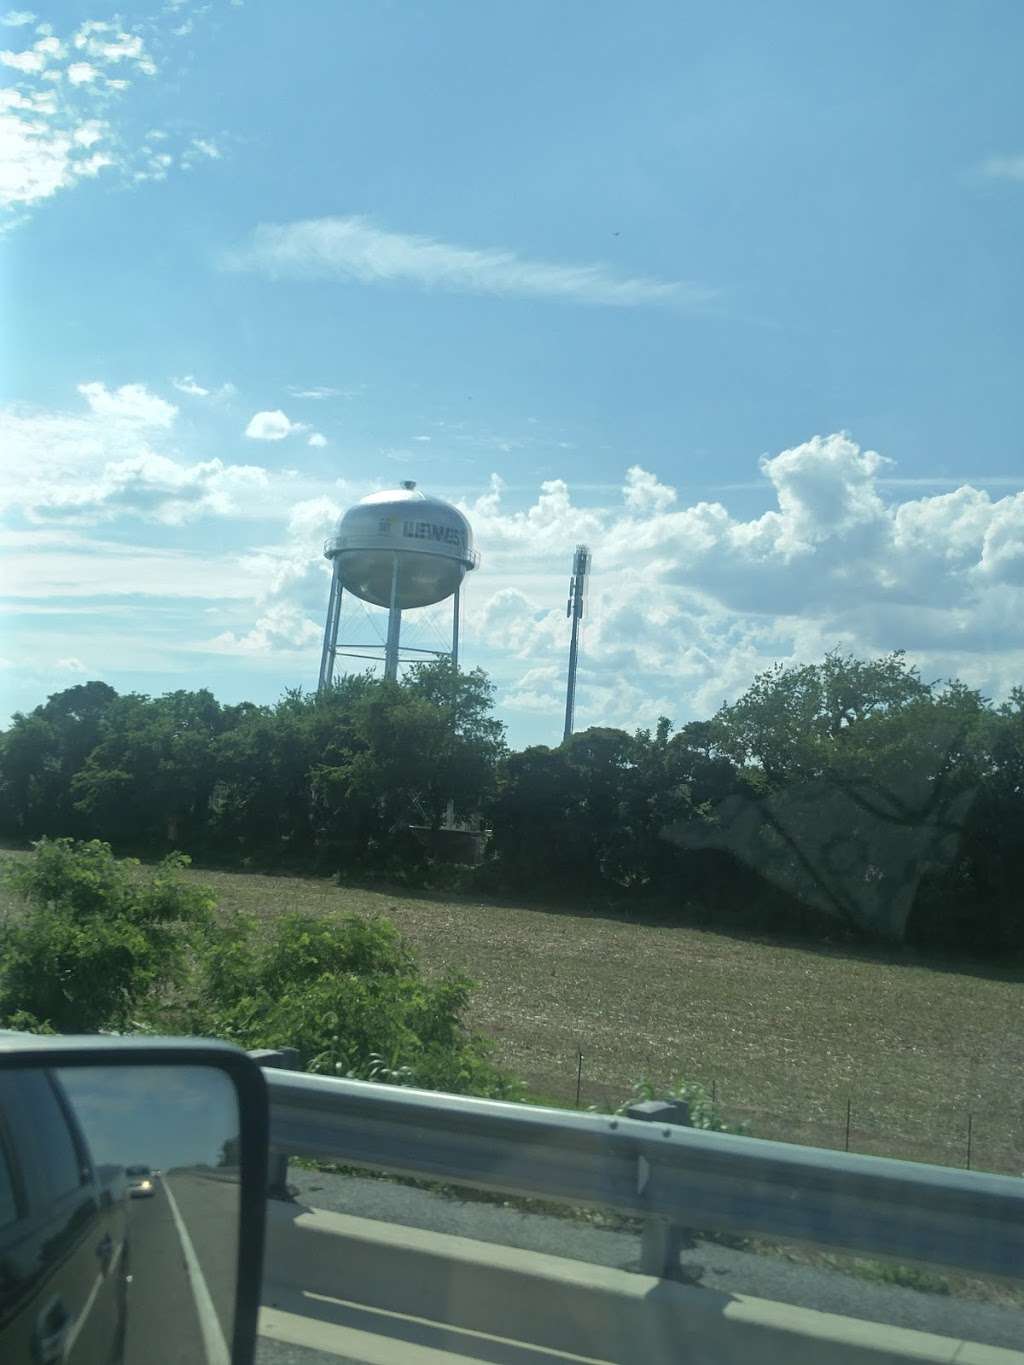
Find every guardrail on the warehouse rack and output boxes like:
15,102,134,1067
251,1052,1024,1283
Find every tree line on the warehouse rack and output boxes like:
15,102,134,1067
2,651,1022,952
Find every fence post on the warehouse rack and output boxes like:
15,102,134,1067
625,1099,692,1279
249,1048,300,1199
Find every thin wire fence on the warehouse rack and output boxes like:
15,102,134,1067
557,1055,1021,1177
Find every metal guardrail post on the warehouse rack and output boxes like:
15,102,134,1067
625,1099,692,1279
250,1049,301,1198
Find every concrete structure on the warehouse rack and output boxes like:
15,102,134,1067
262,1204,1024,1364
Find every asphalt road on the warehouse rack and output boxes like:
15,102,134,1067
123,1172,240,1365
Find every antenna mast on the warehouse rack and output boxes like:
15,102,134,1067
563,544,590,743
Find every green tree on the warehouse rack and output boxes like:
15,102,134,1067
695,656,997,940
0,682,119,839
71,689,236,849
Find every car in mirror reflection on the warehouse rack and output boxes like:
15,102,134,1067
125,1165,156,1199
1,1059,248,1364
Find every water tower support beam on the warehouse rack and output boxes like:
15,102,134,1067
452,582,461,672
318,564,342,695
384,554,402,683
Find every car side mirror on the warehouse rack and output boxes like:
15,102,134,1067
0,1035,269,1365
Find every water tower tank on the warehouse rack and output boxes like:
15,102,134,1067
325,481,478,608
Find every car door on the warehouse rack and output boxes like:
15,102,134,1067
0,1071,120,1365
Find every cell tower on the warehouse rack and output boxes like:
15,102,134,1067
318,481,478,691
563,543,590,743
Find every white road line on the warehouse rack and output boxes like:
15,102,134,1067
163,1179,231,1365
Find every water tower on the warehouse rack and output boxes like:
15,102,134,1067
317,481,479,692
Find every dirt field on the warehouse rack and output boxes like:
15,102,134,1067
4,852,1021,1173
188,864,1023,1175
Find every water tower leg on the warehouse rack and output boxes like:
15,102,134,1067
443,583,462,830
318,564,342,694
384,554,402,683
452,583,461,672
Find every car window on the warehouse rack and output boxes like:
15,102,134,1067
18,1074,84,1201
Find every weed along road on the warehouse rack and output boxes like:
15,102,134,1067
125,1171,239,1365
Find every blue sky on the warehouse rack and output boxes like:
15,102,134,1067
3,1,1023,746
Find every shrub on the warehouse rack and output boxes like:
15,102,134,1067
0,838,215,1032
191,911,520,1100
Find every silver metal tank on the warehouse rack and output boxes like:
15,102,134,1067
324,481,478,609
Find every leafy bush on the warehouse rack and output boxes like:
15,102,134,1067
0,838,215,1032
191,910,520,1099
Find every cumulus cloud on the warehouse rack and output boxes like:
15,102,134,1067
224,216,713,310
185,435,1024,729
1,11,36,26
16,413,1021,735
307,432,327,448
448,437,1024,728
0,383,282,526
245,409,305,441
624,465,677,515
208,601,323,656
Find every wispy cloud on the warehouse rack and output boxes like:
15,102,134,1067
224,216,711,309
980,153,1024,182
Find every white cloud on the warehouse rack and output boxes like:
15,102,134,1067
0,11,224,220
77,381,177,427
3,532,260,601
0,384,284,527
224,215,712,309
66,60,97,83
1,11,36,26
288,386,340,399
186,136,220,160
307,432,327,448
1,45,44,70
624,465,677,515
980,154,1024,182
245,409,305,441
55,656,85,671
170,375,235,401
10,411,1024,737
208,602,323,656
172,375,210,397
445,435,1024,729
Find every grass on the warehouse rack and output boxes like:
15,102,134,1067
2,849,1021,1174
